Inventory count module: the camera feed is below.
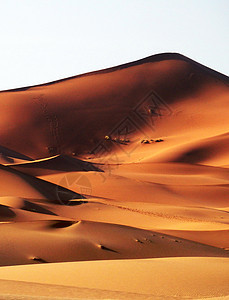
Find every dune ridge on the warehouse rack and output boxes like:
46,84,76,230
0,53,228,94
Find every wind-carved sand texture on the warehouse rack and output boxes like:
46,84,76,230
0,53,228,299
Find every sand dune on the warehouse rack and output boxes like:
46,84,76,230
6,154,103,176
0,257,229,299
0,219,228,267
144,132,229,165
0,164,84,203
0,53,228,159
0,53,228,298
0,145,32,164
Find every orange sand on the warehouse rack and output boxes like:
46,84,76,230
0,53,228,299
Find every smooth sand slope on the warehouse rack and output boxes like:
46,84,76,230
0,52,228,299
0,258,229,299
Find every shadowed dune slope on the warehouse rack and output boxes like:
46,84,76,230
0,164,83,202
0,52,228,159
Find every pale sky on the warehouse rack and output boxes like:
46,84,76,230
0,0,228,91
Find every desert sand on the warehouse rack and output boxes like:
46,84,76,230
0,52,228,299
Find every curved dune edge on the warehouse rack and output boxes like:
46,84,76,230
0,257,229,299
5,154,103,176
1,52,228,94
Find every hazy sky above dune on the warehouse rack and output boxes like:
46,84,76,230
0,0,228,90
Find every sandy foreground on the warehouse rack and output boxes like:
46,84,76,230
0,257,229,299
0,53,228,299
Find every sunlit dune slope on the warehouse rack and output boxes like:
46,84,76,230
0,258,229,299
0,218,228,266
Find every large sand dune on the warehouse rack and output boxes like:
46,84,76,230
0,53,228,299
